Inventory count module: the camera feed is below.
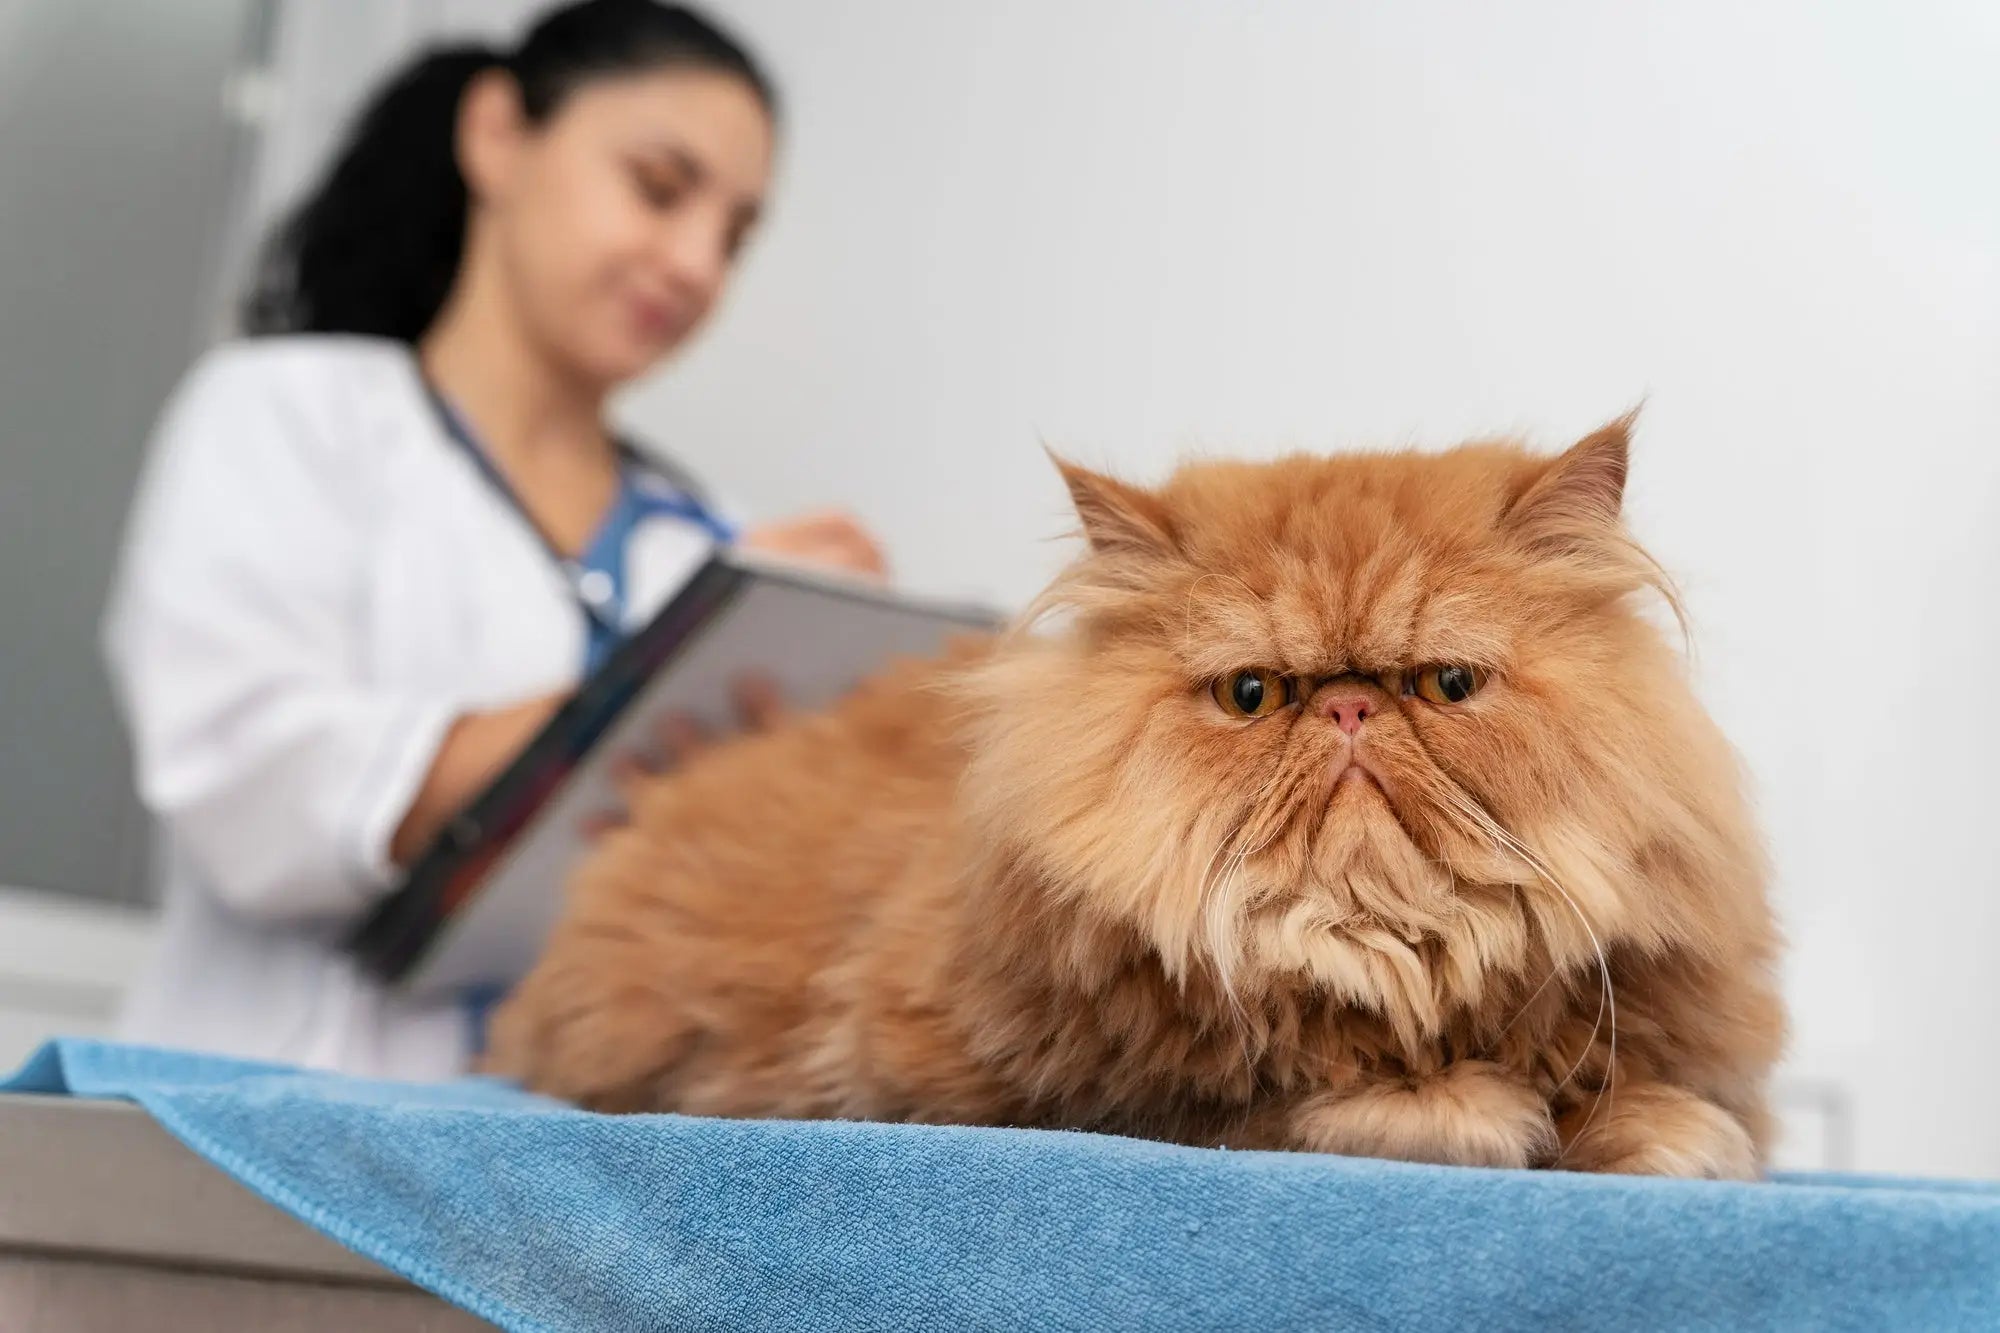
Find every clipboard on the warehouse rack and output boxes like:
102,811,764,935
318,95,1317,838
347,551,1000,996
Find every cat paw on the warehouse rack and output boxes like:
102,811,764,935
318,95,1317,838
484,969,692,1113
1558,1084,1758,1180
1289,1060,1558,1169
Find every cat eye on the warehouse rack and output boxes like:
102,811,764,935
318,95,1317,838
1212,669,1294,718
1410,665,1485,706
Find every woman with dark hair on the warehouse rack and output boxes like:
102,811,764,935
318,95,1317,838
103,0,882,1078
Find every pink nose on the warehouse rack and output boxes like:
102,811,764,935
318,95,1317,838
1318,686,1374,735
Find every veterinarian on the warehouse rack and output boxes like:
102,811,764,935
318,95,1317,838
101,0,880,1079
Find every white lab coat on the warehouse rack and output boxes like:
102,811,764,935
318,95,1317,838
102,335,715,1080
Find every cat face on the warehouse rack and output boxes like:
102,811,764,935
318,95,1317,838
962,418,1760,1025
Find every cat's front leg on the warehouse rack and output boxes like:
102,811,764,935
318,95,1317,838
1555,1083,1758,1180
483,927,696,1114
1286,1060,1558,1169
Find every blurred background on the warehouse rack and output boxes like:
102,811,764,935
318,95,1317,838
0,0,1994,1176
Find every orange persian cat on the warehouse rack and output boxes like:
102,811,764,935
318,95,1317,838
489,419,1785,1178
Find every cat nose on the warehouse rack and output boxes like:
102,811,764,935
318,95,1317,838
1317,685,1374,735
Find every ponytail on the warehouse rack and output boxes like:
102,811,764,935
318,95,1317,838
242,49,496,343
241,1,776,343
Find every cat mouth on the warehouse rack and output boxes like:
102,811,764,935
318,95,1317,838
1335,757,1390,793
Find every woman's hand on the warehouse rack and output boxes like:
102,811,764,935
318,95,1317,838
583,675,784,838
391,691,568,868
740,509,889,581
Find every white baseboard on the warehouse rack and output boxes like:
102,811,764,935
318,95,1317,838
0,887,156,1070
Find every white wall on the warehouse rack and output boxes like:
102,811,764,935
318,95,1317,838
253,0,1999,1175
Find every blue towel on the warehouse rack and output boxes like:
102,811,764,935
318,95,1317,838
7,1038,1999,1332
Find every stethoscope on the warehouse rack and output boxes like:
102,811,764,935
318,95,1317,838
421,381,736,639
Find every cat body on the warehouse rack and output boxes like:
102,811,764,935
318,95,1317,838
490,422,1784,1178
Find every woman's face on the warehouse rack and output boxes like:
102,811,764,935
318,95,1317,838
463,67,774,387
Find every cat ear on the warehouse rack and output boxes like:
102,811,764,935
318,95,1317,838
1506,410,1634,549
1048,452,1177,557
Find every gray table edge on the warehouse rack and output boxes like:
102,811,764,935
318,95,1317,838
0,1092,408,1286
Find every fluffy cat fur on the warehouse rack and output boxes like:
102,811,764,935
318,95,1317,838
488,419,1785,1178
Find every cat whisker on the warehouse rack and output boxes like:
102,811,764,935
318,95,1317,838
1213,845,1262,1080
1204,852,1250,1011
1192,831,1238,985
1429,797,1563,1028
1413,810,1565,1039
1182,827,1261,1091
1194,771,1304,1090
1197,747,1309,998
1496,963,1563,1039
1433,787,1617,1162
1396,778,1552,1031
